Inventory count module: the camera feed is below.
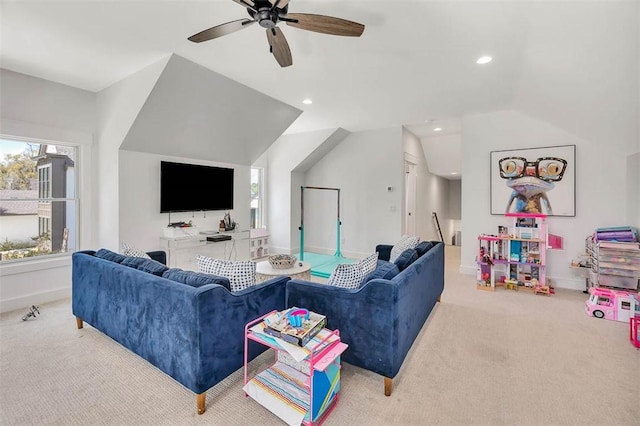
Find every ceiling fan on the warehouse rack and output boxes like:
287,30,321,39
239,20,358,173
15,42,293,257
188,0,365,67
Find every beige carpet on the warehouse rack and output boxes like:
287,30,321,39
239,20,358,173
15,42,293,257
1,246,638,425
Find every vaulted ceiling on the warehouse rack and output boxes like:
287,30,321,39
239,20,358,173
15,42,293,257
1,1,638,177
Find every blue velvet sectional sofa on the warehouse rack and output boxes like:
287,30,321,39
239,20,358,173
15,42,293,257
72,250,288,415
285,241,445,396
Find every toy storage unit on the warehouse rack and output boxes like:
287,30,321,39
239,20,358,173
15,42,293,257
244,311,348,426
476,235,502,291
586,236,640,291
476,213,548,293
630,317,640,349
502,213,547,291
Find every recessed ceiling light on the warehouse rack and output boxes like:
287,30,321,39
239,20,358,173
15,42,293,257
433,127,442,132
302,99,313,105
476,56,493,65
451,172,458,175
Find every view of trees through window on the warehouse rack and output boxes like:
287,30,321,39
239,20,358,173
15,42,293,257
0,139,77,261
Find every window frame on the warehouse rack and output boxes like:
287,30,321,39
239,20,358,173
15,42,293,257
0,137,79,264
250,166,266,230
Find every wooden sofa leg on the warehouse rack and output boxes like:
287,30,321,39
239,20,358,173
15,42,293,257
196,393,206,415
437,296,441,303
75,317,83,329
384,377,393,396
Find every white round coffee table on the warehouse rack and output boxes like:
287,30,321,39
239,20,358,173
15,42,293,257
255,260,312,283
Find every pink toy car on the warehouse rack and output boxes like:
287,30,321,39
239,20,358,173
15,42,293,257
585,287,640,322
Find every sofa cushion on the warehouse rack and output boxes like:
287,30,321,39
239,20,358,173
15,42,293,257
358,252,379,276
121,256,169,276
389,236,419,262
120,243,151,259
95,248,127,264
196,255,257,292
415,241,435,257
393,248,419,272
362,260,399,285
162,268,231,290
327,263,365,289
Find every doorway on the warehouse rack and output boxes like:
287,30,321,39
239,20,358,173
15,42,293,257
404,160,417,236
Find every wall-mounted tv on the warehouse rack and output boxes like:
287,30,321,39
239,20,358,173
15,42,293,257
160,161,234,213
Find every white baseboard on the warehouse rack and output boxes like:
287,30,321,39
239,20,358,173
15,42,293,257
0,287,71,314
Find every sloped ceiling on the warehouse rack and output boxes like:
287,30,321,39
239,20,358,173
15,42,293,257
120,54,302,165
1,1,638,172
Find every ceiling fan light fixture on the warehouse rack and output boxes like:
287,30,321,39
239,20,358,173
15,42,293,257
476,56,493,65
189,0,365,67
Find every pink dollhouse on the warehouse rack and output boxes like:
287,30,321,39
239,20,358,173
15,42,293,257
585,287,640,322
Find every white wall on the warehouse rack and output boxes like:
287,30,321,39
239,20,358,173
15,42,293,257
461,109,634,290
449,180,462,244
403,128,450,242
420,133,462,177
449,180,462,220
0,69,95,312
303,127,404,257
265,129,340,254
95,56,170,250
118,150,251,254
627,153,640,226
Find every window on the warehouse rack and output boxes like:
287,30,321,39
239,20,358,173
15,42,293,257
250,167,264,229
0,139,77,261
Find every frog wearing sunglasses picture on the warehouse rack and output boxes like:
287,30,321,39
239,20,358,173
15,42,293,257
498,156,567,214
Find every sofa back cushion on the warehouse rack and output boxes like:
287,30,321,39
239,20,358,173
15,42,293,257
389,236,420,262
362,260,399,285
162,268,231,290
358,252,379,276
196,255,257,292
415,241,435,257
393,248,419,272
120,243,152,259
121,256,169,277
327,263,365,289
95,248,127,264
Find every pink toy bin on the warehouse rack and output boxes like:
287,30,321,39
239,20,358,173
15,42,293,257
631,317,640,349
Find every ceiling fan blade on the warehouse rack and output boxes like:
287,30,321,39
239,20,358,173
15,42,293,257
188,19,255,43
232,0,257,12
285,13,365,37
269,0,291,8
266,27,292,67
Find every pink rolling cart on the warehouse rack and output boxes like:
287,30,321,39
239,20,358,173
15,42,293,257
243,310,348,426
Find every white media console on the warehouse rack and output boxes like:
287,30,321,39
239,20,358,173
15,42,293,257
160,228,251,270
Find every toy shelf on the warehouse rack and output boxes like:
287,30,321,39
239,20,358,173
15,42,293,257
243,311,348,426
477,213,550,294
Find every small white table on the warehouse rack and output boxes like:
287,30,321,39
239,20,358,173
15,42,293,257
255,260,312,283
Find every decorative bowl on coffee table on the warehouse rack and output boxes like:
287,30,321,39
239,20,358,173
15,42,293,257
268,254,297,269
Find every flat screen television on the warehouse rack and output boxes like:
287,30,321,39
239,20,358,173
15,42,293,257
160,161,234,213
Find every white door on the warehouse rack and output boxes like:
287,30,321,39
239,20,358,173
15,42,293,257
617,298,634,322
404,161,416,236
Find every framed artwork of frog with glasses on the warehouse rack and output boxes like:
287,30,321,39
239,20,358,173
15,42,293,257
490,145,576,216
